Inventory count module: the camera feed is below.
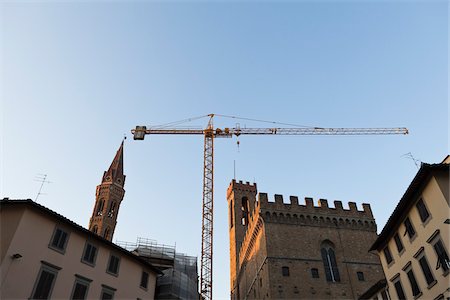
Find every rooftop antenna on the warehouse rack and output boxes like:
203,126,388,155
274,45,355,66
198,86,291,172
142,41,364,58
402,152,421,169
34,174,52,202
233,160,236,180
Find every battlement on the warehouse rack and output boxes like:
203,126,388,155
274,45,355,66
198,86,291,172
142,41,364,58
257,193,373,219
227,179,257,198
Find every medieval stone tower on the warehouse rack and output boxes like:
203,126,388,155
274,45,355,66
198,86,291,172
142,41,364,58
89,141,125,241
227,179,384,300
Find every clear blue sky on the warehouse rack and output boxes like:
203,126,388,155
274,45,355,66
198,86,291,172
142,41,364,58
1,1,448,299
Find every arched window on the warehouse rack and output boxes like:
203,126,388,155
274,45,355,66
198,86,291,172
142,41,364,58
103,227,110,240
241,197,249,226
92,225,98,234
96,199,104,216
321,240,340,282
108,202,116,218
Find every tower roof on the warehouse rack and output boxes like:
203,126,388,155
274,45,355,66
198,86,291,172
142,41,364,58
102,141,125,184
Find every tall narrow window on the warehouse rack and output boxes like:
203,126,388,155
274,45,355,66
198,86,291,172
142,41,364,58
394,233,404,253
31,263,60,299
241,197,249,226
383,246,393,265
404,218,416,239
103,228,110,240
140,271,149,289
107,202,116,218
405,268,421,297
417,254,435,286
321,241,340,282
96,200,104,216
432,238,450,272
393,278,406,300
415,198,430,223
229,200,234,228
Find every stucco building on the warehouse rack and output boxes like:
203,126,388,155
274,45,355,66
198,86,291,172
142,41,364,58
227,180,384,299
0,199,161,299
368,156,450,300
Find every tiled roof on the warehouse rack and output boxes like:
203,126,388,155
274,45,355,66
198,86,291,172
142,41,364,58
0,198,162,275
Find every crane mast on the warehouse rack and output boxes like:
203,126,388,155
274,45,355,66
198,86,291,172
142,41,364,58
132,114,408,300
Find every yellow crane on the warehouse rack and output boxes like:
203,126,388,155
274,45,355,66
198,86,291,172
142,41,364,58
131,113,408,300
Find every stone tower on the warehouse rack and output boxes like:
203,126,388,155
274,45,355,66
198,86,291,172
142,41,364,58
227,180,257,299
227,179,384,300
89,141,125,241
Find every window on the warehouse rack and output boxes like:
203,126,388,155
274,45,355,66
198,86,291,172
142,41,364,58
357,271,365,281
107,254,120,275
321,241,340,282
107,202,116,218
281,266,289,277
96,199,104,216
49,227,69,252
229,200,234,228
71,275,91,300
92,225,98,234
415,198,430,223
103,228,110,240
380,289,389,300
30,262,60,299
82,242,98,266
404,218,416,239
100,285,115,300
418,255,435,286
311,268,319,278
405,268,421,297
392,277,406,300
432,238,450,272
241,197,249,225
383,246,393,265
140,271,149,289
394,233,404,253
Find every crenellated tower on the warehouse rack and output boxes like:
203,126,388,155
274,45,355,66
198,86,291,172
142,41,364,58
228,179,384,300
227,180,257,299
89,141,126,241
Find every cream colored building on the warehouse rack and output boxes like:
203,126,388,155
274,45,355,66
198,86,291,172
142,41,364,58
0,199,161,299
369,156,449,300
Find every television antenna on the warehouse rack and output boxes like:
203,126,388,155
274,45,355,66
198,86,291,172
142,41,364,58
34,174,52,202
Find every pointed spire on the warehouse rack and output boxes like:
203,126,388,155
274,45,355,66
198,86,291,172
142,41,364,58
102,140,125,185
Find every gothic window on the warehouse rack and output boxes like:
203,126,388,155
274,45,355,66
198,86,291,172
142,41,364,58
321,241,340,282
107,202,116,218
241,197,249,226
96,199,104,216
103,228,111,240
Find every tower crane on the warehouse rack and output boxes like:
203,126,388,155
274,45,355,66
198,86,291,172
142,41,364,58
131,113,408,300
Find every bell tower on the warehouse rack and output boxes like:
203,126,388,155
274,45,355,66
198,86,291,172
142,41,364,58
89,141,126,241
226,179,257,300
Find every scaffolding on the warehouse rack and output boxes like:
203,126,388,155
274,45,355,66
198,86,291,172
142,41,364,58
117,237,199,300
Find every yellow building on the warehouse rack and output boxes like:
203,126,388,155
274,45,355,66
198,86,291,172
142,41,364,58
368,156,449,300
